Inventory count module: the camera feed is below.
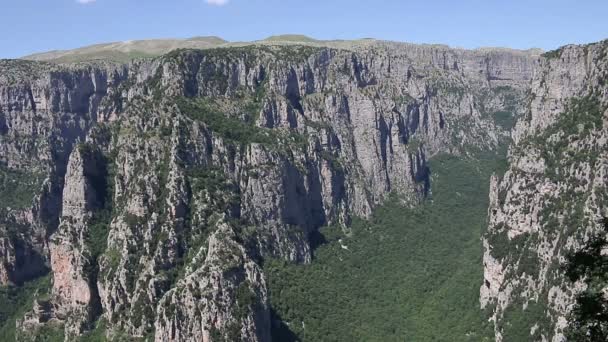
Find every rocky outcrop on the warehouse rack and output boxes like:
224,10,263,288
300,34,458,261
49,144,109,337
0,59,131,289
481,40,608,341
154,221,270,342
0,42,538,340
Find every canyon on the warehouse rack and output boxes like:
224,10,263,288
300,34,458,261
0,37,605,341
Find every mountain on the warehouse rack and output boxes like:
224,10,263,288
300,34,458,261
20,35,542,64
0,36,605,341
21,36,228,63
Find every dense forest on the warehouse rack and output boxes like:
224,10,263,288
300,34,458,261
265,153,505,341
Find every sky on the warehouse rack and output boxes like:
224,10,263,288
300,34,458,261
0,0,607,58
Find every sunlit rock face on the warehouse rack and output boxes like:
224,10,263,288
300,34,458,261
0,41,539,340
482,41,608,341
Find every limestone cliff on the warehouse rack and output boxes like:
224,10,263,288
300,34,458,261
481,40,608,341
0,42,536,340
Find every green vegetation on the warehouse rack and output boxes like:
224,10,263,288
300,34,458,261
319,151,343,171
0,165,43,209
176,97,308,151
500,298,551,341
235,281,257,320
27,323,65,342
189,167,232,195
431,76,467,99
177,97,276,145
476,86,519,133
546,96,603,137
541,48,563,59
393,93,415,107
519,95,605,182
165,44,320,68
0,60,56,85
563,219,608,340
265,153,504,341
405,136,423,153
0,275,52,340
187,166,240,219
269,46,320,63
492,110,517,131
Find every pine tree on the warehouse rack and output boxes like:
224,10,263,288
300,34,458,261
565,218,608,341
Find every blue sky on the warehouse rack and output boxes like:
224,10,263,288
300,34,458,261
1,0,607,58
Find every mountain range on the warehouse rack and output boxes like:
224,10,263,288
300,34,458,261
0,35,606,341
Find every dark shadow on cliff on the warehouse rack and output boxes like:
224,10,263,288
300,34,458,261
12,240,49,286
79,144,112,326
270,308,299,342
308,229,327,256
0,215,50,285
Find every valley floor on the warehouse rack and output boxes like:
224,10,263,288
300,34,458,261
265,153,505,341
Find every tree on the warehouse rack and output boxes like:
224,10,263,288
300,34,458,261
564,218,608,341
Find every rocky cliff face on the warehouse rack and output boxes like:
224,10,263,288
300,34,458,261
0,42,536,340
481,40,608,341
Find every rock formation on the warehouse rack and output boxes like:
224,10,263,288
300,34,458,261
481,40,608,341
0,41,542,340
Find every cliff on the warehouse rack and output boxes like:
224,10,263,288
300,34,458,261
481,40,608,341
0,41,538,340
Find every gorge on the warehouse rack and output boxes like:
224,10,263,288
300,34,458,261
0,36,606,341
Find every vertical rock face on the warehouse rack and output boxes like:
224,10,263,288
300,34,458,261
481,40,608,341
49,145,108,336
0,43,537,340
0,60,129,288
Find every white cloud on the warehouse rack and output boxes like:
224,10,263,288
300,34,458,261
76,0,96,4
206,0,229,6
